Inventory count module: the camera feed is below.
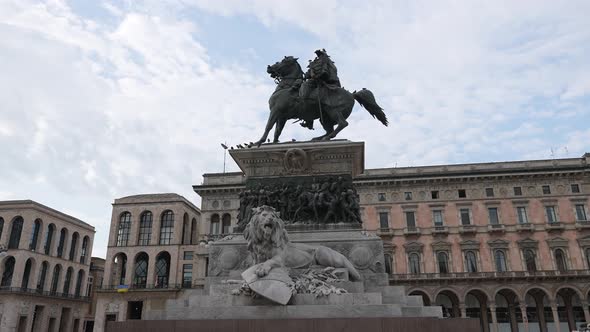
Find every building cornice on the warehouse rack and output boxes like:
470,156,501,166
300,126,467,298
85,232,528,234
0,200,94,231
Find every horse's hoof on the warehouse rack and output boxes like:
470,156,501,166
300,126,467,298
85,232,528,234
321,136,332,141
311,136,323,141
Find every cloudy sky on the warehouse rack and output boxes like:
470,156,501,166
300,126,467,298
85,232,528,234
1,0,589,258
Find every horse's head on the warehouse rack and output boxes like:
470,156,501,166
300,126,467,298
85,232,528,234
267,56,303,80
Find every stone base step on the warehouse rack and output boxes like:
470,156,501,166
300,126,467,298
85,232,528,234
149,304,417,320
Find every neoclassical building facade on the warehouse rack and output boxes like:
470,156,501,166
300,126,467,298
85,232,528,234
0,200,95,332
194,153,590,332
94,193,205,332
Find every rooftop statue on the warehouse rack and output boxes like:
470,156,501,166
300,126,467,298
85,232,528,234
252,49,388,147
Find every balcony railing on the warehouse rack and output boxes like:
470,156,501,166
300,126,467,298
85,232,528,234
99,283,188,291
0,286,90,301
516,223,533,231
576,220,590,229
403,227,421,236
391,269,590,282
433,225,449,234
459,225,477,234
546,222,565,231
487,224,505,232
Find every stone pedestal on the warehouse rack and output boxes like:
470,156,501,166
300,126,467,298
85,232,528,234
229,139,365,178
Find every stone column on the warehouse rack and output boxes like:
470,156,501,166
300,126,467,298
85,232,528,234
535,296,548,332
564,295,575,332
582,301,590,325
550,301,561,332
519,303,529,332
508,303,518,332
147,255,156,287
460,303,467,318
489,303,499,332
124,260,133,286
13,256,26,288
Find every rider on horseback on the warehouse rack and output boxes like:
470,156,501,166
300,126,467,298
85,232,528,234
299,49,341,129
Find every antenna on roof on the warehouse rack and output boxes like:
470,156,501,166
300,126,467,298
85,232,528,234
221,142,228,173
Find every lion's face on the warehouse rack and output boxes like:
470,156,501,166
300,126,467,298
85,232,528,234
244,206,289,261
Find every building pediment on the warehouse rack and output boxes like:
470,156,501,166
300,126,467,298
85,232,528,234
459,240,480,250
577,236,590,247
517,238,538,249
546,237,569,248
431,240,452,251
403,241,424,253
487,239,509,249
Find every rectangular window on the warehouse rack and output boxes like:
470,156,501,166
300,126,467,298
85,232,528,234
516,207,528,224
575,204,587,221
542,185,551,195
545,206,558,223
405,212,416,229
404,192,413,201
183,251,193,260
377,193,386,201
459,209,471,225
431,191,439,199
488,208,500,225
485,188,494,197
432,210,444,226
379,212,389,229
182,264,193,288
571,184,580,193
458,189,467,198
513,187,522,196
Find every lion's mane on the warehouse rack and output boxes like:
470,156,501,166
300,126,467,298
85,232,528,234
244,205,289,264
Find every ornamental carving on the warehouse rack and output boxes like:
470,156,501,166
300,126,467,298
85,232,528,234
283,148,309,172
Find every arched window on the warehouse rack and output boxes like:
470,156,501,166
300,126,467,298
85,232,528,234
29,219,42,251
1,256,16,287
8,216,24,249
69,232,79,261
21,259,33,289
133,253,149,289
0,217,4,240
182,213,189,244
409,253,421,274
465,251,478,273
210,214,220,235
44,224,55,255
74,270,84,297
37,261,48,292
80,236,89,264
555,249,567,272
437,252,449,274
50,265,61,295
63,267,73,294
494,250,507,272
56,228,67,258
155,252,171,288
138,211,153,245
159,211,174,245
190,218,197,244
112,253,127,286
384,253,393,275
524,249,537,272
117,212,131,246
222,214,231,234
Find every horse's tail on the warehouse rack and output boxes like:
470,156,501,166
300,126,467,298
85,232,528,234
353,88,388,126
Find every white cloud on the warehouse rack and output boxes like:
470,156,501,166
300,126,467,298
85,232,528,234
1,0,589,258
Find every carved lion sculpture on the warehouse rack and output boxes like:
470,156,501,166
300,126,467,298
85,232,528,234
244,205,361,281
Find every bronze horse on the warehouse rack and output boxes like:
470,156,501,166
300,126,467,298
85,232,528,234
253,56,388,147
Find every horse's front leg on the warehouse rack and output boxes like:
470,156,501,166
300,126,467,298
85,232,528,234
273,118,287,143
254,110,277,147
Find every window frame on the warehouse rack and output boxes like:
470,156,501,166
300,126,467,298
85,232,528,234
159,211,174,245
464,250,479,273
116,212,132,247
574,204,587,221
459,208,472,226
138,211,153,246
487,207,500,225
516,206,529,224
545,205,558,224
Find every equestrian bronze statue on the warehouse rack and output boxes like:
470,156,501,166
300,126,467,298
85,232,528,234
253,49,388,147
